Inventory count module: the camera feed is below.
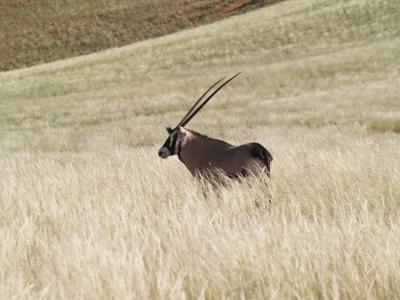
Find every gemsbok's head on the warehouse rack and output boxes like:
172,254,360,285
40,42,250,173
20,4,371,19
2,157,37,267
158,126,184,159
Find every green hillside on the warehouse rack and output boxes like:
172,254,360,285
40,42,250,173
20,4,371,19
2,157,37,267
0,0,281,71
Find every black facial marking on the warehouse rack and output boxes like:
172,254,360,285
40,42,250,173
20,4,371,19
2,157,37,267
161,129,179,155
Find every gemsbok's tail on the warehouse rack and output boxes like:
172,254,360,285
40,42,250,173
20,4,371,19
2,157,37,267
250,143,273,177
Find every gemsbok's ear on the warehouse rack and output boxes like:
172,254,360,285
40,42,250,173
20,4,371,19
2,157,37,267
166,127,172,134
178,126,186,136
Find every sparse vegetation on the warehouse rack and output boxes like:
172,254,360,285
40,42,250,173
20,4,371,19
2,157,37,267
370,119,400,133
0,0,282,71
0,0,399,298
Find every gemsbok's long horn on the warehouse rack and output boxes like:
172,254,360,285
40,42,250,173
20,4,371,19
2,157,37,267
158,71,273,181
179,72,240,127
175,76,226,128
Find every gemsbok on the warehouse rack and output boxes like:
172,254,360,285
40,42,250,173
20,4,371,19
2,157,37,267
158,73,273,183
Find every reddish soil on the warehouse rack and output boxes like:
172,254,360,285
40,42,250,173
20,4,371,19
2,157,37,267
0,0,283,70
221,0,249,15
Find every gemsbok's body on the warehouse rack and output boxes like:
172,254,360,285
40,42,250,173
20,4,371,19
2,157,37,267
158,74,273,183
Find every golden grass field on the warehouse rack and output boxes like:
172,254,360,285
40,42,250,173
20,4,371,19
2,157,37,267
0,0,400,298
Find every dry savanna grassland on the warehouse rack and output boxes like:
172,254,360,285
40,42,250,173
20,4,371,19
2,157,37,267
0,0,400,299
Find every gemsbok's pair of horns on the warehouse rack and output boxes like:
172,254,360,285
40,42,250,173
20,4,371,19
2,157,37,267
174,72,241,129
158,72,273,182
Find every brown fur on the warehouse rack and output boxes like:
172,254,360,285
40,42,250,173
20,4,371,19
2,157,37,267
178,128,272,181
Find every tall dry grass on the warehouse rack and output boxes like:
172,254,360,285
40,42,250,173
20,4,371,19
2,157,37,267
1,128,399,299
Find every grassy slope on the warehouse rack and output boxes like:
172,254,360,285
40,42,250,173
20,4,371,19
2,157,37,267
0,0,400,299
0,0,280,71
0,0,399,152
